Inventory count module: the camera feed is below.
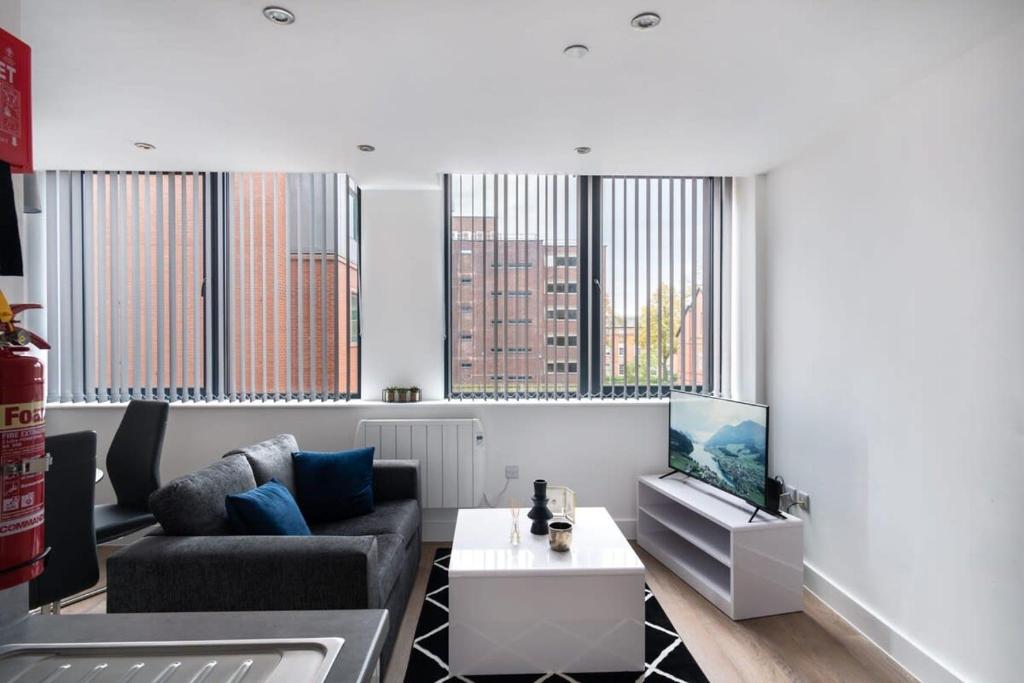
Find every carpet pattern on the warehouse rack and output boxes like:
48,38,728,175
403,548,710,683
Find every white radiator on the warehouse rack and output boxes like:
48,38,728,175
355,419,485,509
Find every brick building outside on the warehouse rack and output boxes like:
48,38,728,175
449,215,704,395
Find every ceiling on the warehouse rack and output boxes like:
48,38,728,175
20,0,1023,188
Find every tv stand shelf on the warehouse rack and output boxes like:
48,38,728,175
637,474,804,620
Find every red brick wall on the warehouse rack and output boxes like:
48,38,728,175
89,172,358,398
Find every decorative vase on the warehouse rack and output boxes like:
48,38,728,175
548,520,573,552
527,479,553,535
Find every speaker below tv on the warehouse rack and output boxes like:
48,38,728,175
665,390,783,520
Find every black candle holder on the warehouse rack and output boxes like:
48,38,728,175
527,479,553,535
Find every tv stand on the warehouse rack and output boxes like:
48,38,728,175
657,470,686,480
637,474,804,620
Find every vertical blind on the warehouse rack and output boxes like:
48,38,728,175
446,174,732,400
446,174,578,398
43,171,361,403
599,176,733,398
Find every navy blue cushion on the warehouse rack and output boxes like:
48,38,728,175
225,479,311,536
292,447,375,523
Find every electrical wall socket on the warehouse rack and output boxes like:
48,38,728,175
504,465,519,480
779,485,797,511
779,484,810,513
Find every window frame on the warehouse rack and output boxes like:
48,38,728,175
444,174,723,400
47,171,363,403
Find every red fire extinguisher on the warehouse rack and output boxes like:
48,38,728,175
0,289,51,590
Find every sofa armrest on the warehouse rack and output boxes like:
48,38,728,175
107,534,380,613
372,460,419,503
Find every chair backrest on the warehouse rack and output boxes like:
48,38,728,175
29,431,100,609
107,400,168,510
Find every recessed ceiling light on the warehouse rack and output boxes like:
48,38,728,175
263,6,295,25
133,141,155,151
630,11,661,30
357,144,376,152
575,146,592,155
563,44,590,58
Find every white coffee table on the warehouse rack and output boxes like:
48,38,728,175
448,507,645,676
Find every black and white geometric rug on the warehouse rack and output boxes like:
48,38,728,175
403,548,709,683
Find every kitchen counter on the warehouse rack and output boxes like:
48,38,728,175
0,608,388,683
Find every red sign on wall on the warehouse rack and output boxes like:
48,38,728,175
0,28,30,173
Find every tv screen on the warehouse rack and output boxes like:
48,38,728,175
668,391,769,509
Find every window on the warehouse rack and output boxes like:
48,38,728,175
546,282,578,294
547,335,577,347
349,292,360,344
446,174,732,399
447,174,578,397
546,308,578,320
546,362,578,373
42,171,362,402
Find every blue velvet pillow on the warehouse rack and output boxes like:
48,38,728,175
225,479,311,535
292,447,375,523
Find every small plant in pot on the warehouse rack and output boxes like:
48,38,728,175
382,386,421,403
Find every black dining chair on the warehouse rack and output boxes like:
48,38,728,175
30,431,100,614
94,399,168,544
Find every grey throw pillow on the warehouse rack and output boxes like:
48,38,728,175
223,434,299,495
149,455,256,535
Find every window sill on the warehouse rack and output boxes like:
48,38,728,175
46,397,668,409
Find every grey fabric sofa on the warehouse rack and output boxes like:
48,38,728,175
106,434,421,668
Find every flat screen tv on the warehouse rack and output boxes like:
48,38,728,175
668,391,770,511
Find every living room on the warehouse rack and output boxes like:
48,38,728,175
0,1,1020,682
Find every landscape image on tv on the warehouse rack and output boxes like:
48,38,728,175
669,392,768,507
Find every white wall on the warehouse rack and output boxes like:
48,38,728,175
730,176,765,404
48,401,668,540
763,19,1024,683
46,186,672,538
360,188,445,399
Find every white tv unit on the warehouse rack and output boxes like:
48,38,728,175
637,473,804,620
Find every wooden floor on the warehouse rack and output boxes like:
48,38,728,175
66,543,917,683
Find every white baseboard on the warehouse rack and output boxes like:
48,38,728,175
421,516,637,544
804,562,965,683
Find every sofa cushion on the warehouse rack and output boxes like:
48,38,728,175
309,499,420,546
224,434,299,495
293,447,375,523
225,480,311,536
149,455,256,535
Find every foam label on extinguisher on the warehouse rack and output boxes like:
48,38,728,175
0,400,45,536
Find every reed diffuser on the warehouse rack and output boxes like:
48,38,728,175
509,497,521,546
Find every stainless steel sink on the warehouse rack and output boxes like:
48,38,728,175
0,637,344,682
